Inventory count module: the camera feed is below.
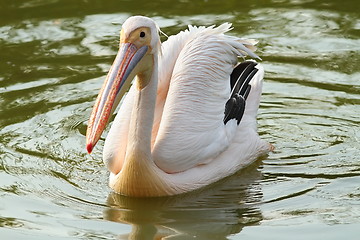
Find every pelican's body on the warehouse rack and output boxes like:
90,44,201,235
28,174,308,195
86,16,272,197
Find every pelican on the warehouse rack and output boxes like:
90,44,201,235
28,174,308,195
86,16,272,197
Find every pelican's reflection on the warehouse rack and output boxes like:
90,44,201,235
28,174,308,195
104,162,263,239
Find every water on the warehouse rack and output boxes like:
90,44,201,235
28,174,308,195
1,0,359,239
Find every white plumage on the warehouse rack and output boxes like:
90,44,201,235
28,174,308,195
86,16,272,197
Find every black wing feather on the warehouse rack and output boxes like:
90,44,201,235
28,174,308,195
224,61,258,125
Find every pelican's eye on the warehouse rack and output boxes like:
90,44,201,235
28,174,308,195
140,31,145,38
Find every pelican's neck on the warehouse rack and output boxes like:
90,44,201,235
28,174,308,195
126,55,158,158
110,53,174,196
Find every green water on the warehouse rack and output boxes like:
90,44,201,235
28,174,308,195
1,0,359,239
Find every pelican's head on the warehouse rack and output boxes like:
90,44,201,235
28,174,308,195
86,16,160,153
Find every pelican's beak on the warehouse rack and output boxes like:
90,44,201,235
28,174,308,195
86,43,149,153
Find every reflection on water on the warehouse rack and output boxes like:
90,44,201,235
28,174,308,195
105,164,263,239
0,0,360,239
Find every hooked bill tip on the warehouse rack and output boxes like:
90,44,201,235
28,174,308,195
86,143,93,154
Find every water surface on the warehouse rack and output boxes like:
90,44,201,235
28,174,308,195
1,0,359,239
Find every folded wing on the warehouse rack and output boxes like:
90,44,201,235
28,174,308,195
153,24,260,173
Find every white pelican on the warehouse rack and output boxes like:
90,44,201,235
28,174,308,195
86,16,272,197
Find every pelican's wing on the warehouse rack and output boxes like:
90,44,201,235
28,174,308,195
153,24,260,173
